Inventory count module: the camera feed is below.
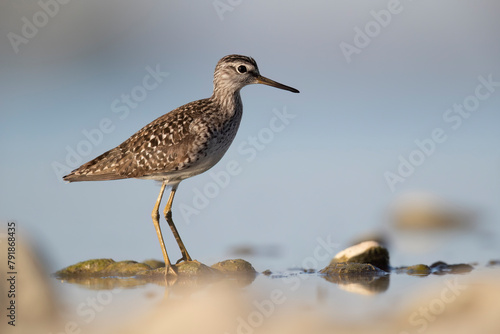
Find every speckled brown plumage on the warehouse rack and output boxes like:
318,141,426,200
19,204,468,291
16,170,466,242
63,97,241,182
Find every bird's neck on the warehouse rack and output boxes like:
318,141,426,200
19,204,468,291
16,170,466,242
211,88,242,118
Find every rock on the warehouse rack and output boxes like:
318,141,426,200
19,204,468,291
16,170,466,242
395,262,474,276
350,233,389,249
57,258,257,282
447,264,474,274
143,259,165,269
211,259,257,274
55,259,151,278
56,258,114,276
320,261,389,295
138,260,220,277
403,264,431,276
429,261,447,271
177,260,220,276
430,261,474,275
135,267,166,277
262,269,272,276
320,262,387,276
328,241,390,271
55,259,116,277
102,261,151,276
487,260,500,267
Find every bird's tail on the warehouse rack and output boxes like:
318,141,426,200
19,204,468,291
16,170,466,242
63,148,129,182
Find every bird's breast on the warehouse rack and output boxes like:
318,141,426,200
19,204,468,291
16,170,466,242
190,106,243,167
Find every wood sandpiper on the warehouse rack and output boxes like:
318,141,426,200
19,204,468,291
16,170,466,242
63,54,299,276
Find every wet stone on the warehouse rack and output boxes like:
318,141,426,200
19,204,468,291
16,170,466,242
328,241,390,271
177,260,220,276
135,261,220,278
405,264,431,276
55,259,151,278
350,234,389,249
262,269,272,276
57,258,259,280
320,262,387,276
101,261,151,276
430,261,474,275
143,259,165,270
211,259,257,274
429,261,448,272
135,267,167,277
448,263,474,274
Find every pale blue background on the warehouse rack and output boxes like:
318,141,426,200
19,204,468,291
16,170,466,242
1,0,499,272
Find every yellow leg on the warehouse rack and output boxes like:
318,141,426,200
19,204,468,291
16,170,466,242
152,181,177,276
163,183,193,263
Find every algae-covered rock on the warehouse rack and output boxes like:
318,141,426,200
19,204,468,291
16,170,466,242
320,262,386,276
57,258,256,281
101,261,151,276
55,259,153,278
177,260,220,276
55,259,115,277
405,264,431,276
136,260,220,278
328,241,390,271
135,267,168,278
143,259,165,270
211,259,256,274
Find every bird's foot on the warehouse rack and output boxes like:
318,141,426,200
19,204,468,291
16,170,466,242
165,264,178,277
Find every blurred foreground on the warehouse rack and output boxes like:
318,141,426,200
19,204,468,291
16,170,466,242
1,235,500,334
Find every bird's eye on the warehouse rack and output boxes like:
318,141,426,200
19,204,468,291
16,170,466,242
237,65,247,74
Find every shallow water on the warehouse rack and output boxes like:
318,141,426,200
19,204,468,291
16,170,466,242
3,227,500,334
47,264,500,333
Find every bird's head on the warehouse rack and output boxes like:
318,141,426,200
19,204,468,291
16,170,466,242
213,54,299,97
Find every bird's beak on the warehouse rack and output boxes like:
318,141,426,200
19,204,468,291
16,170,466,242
255,75,300,93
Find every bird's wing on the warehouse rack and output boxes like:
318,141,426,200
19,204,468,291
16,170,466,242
63,100,208,182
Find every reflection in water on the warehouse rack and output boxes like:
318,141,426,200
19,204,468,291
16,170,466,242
322,273,390,295
58,271,257,290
